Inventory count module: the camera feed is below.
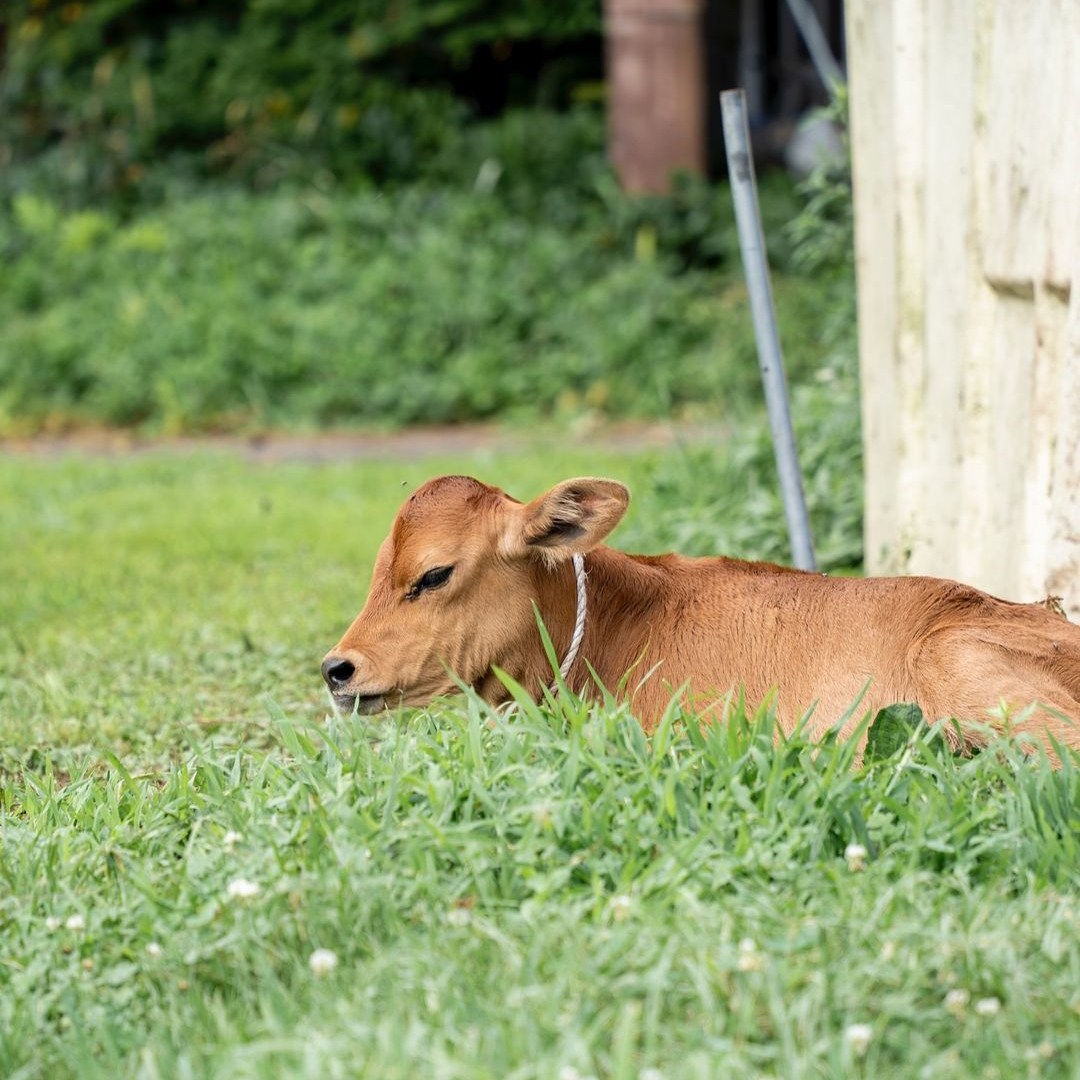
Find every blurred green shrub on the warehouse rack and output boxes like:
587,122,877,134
0,172,834,434
784,86,853,275
0,0,601,205
623,281,861,572
621,253,860,570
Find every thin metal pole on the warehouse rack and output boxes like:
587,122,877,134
720,88,816,571
782,0,844,93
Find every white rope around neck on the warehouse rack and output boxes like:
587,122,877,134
549,552,587,694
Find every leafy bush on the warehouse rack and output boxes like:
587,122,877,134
0,174,837,434
590,169,803,273
784,86,854,275
623,286,862,572
0,0,602,204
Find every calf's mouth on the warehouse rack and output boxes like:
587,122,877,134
332,692,387,716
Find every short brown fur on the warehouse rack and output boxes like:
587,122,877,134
323,475,1080,761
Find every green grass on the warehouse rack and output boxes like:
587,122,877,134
0,444,665,752
2,447,1078,1079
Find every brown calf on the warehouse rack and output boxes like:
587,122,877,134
322,475,1080,758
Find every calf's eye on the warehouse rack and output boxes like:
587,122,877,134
408,565,454,599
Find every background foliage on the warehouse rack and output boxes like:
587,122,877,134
0,0,862,571
1,0,602,203
0,156,825,434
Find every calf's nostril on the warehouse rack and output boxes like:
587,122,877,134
321,657,355,688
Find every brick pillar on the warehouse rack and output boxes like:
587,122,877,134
604,0,707,193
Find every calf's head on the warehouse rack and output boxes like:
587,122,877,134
321,475,630,713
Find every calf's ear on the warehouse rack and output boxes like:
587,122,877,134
504,477,630,562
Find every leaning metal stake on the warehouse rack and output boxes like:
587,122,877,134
720,88,817,571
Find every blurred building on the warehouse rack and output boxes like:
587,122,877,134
605,0,846,192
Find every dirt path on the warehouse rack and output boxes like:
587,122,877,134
0,420,726,462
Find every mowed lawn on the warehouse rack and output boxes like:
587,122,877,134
1,447,1078,1080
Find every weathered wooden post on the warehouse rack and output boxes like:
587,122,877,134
847,0,1080,615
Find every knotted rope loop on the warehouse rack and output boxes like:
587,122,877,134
549,552,587,694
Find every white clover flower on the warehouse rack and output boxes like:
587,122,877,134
145,941,163,959
45,916,62,932
944,988,970,1015
308,948,338,976
844,842,868,872
64,914,85,931
226,877,260,901
975,997,1001,1017
558,1068,581,1080
610,895,633,922
844,1023,873,1057
737,938,763,972
446,907,471,928
222,830,244,850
